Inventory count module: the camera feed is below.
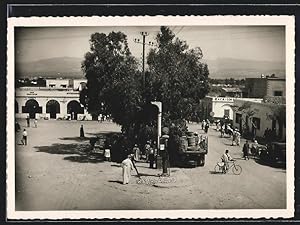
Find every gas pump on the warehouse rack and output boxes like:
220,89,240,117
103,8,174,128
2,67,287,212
160,134,170,176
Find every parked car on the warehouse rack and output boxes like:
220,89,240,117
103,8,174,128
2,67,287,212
259,142,286,163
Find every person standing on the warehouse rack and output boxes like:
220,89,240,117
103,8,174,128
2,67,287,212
243,140,250,160
80,125,85,138
34,119,38,128
104,148,111,161
144,141,151,162
26,116,30,127
231,130,237,146
204,122,209,133
22,129,28,145
149,146,155,168
202,120,206,130
132,144,140,161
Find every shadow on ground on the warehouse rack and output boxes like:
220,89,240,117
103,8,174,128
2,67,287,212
254,158,286,169
108,180,123,184
59,137,90,142
85,131,120,137
209,171,223,175
137,172,160,177
34,143,104,163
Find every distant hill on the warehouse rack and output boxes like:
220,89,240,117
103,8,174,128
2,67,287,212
16,56,286,79
16,57,85,78
204,58,285,79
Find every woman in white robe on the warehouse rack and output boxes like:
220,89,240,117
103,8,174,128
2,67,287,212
121,155,134,184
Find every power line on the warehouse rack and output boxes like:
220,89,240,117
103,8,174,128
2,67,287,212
133,32,156,88
175,26,184,35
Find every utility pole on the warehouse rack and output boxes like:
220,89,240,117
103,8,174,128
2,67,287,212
134,32,155,88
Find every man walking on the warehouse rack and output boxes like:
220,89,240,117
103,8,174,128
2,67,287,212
22,129,28,145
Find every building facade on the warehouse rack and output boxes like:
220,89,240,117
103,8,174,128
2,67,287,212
201,96,263,122
245,77,286,98
201,96,235,121
15,79,91,120
232,98,286,140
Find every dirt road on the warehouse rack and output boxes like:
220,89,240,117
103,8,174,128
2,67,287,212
15,120,286,210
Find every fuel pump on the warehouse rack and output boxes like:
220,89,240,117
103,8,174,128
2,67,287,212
160,134,170,176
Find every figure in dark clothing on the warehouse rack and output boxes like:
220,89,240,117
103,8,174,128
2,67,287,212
26,116,30,127
149,147,155,168
243,140,250,160
80,125,85,138
205,123,209,133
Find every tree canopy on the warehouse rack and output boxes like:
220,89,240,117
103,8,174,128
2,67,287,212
146,26,210,125
81,27,210,146
81,31,143,131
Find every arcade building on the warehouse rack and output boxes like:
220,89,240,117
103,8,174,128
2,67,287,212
15,79,93,120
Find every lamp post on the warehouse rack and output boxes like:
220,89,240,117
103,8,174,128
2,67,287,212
150,101,162,151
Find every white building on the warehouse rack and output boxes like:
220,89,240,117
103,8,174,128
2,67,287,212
46,79,70,89
232,98,286,140
15,86,92,120
201,96,235,120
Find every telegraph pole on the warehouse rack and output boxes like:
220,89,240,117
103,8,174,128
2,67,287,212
134,32,155,87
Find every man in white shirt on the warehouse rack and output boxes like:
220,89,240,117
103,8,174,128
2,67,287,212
221,150,233,172
22,129,28,145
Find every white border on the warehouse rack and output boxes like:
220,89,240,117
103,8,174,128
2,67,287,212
7,15,295,219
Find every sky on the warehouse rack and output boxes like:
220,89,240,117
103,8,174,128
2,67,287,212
15,26,286,64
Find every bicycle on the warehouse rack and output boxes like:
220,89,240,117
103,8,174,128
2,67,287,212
214,160,242,175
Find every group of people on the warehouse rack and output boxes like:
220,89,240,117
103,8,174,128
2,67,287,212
26,116,38,128
16,115,38,146
132,141,158,169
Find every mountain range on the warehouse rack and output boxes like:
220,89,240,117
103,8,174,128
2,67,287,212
16,56,285,79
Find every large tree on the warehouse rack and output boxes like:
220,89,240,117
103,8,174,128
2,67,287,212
81,31,144,133
146,26,210,126
81,27,210,148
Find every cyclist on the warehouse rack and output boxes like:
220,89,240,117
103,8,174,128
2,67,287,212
221,150,234,173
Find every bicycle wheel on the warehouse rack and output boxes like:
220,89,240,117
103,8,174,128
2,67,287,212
232,165,242,175
214,164,222,173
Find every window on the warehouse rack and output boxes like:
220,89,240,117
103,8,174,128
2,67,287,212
236,113,242,123
60,84,67,88
252,117,261,130
49,84,56,88
274,91,283,96
224,109,230,117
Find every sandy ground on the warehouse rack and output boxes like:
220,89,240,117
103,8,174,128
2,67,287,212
15,119,286,210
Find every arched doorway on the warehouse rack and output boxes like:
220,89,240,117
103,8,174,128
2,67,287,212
46,100,60,119
67,100,84,120
22,99,42,119
15,100,19,114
